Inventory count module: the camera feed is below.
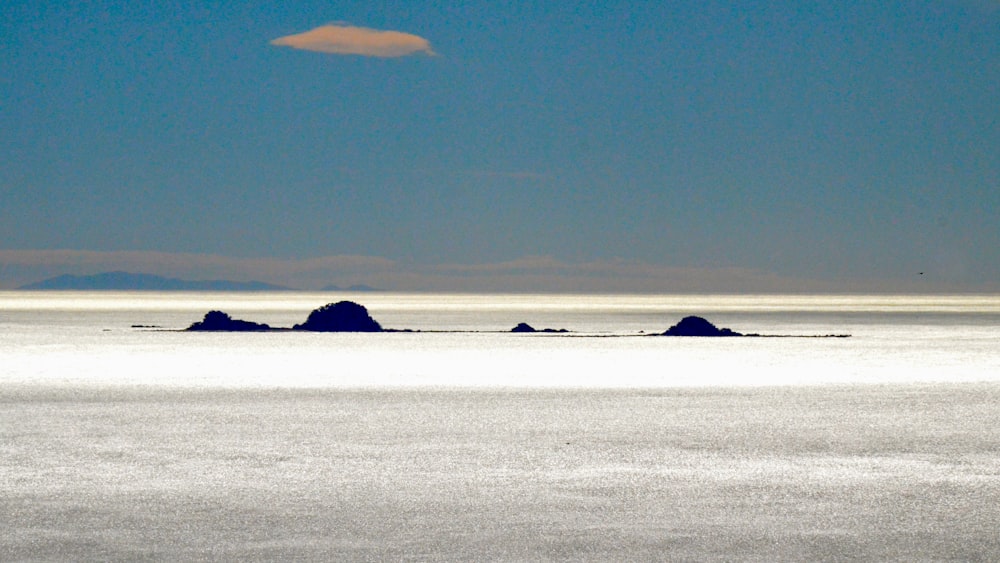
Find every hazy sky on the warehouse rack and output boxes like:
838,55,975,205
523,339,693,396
2,1,997,291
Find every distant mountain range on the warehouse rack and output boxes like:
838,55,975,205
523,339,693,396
19,272,292,291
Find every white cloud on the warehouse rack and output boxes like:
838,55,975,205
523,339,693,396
270,24,435,58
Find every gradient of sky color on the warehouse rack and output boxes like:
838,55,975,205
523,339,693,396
2,1,998,291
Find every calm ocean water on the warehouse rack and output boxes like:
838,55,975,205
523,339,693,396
1,292,999,388
3,292,1000,560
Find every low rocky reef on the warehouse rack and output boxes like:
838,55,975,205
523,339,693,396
185,301,382,332
508,316,747,336
182,302,847,337
658,315,849,338
661,316,744,337
510,322,569,333
292,301,382,332
187,310,271,332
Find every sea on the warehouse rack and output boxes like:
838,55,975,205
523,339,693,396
2,291,1000,560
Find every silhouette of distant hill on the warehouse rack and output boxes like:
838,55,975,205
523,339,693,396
19,271,291,291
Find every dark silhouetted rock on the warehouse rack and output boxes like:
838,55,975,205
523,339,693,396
662,316,742,337
510,322,569,333
293,301,383,332
187,311,271,332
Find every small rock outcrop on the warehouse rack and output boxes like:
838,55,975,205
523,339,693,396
510,322,569,333
186,311,271,332
293,301,383,332
662,316,742,337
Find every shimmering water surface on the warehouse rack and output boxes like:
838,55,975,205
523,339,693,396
2,292,1000,560
3,292,999,387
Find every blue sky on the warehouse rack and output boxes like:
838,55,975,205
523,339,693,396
2,1,997,291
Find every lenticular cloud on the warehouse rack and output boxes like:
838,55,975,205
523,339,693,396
270,24,435,58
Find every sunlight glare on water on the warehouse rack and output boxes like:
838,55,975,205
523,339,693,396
2,292,1000,561
1,292,998,388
